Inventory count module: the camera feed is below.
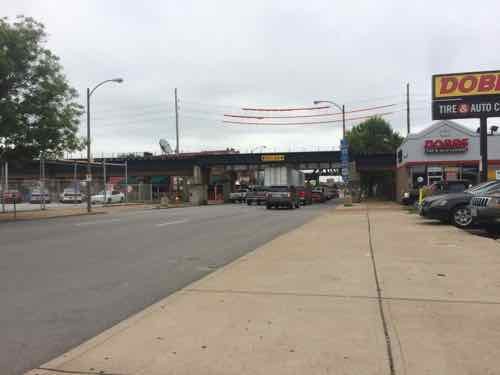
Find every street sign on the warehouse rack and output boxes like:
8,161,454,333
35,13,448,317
340,139,349,182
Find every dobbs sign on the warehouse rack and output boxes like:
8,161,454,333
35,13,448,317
432,70,500,119
424,138,469,154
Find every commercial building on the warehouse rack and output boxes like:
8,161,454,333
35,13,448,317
396,120,500,200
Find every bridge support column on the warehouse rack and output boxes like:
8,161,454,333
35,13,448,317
189,165,208,205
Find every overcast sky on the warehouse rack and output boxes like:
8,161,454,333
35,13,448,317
5,0,500,156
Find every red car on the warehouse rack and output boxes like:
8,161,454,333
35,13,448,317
312,188,326,203
296,186,312,205
2,190,23,203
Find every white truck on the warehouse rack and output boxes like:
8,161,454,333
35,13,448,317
264,166,304,187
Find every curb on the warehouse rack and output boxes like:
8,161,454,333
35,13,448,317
0,211,106,223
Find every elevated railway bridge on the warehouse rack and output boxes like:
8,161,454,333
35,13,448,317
6,151,395,203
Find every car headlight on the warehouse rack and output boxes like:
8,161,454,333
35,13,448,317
403,192,410,198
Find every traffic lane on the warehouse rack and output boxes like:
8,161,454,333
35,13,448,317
0,201,336,375
0,203,256,247
0,201,330,247
2,203,332,301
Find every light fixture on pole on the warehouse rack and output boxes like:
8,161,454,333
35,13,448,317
313,100,345,138
86,78,123,213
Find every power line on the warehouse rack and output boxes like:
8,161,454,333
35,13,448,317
223,111,396,125
224,103,398,119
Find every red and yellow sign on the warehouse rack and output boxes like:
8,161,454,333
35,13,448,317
433,71,500,99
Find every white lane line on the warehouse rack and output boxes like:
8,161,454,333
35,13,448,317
156,219,189,227
75,218,122,226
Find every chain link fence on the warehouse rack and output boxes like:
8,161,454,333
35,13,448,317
0,177,176,214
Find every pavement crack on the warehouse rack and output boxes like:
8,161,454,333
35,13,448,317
366,209,396,375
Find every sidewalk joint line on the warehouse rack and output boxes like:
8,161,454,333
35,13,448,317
184,288,500,306
366,208,396,375
37,367,128,375
184,288,378,300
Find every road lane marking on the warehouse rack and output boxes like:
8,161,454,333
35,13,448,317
156,219,189,227
75,218,122,226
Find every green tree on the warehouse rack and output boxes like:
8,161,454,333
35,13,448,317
345,116,403,155
0,16,83,161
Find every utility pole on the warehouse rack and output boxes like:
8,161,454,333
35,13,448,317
74,162,77,188
480,116,488,182
175,88,180,154
342,104,346,138
102,156,107,199
1,162,5,213
406,82,411,135
124,160,128,203
40,154,46,210
86,87,92,213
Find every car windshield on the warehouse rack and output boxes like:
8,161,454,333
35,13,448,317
466,181,500,194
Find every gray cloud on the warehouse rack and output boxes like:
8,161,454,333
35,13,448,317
5,0,500,156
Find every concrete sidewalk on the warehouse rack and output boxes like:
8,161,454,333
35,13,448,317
27,203,500,375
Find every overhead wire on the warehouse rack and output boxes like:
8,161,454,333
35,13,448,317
223,111,396,125
224,103,398,119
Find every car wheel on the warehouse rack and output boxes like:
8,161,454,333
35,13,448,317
120,197,124,203
257,201,261,206
266,204,271,210
247,201,251,205
451,205,473,228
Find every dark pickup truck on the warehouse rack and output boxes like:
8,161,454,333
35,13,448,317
246,187,269,205
266,185,300,209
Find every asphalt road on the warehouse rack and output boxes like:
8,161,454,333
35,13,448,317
0,201,336,375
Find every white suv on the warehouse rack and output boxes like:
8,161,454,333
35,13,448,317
91,190,125,204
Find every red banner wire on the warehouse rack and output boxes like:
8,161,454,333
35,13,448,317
222,111,395,125
241,105,330,111
225,103,397,119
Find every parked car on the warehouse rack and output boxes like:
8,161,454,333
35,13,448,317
470,189,500,234
402,180,471,205
60,189,84,203
246,186,269,205
296,186,312,205
30,189,51,204
312,187,326,203
2,190,22,203
328,186,340,199
266,185,300,209
420,180,500,228
91,190,125,204
229,189,248,203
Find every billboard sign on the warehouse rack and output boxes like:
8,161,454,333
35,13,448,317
432,70,500,119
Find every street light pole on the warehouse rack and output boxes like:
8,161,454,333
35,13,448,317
86,78,124,213
86,88,91,213
313,100,345,138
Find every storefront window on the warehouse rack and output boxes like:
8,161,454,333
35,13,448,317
427,166,443,185
462,167,479,185
410,165,426,188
